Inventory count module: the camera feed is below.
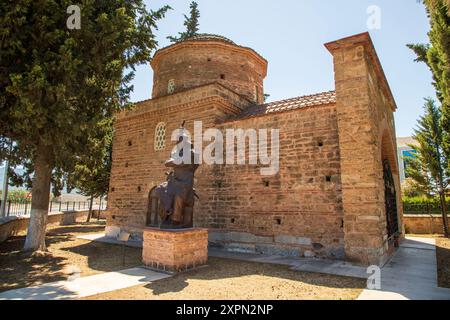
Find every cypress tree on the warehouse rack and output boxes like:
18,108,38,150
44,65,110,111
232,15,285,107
168,1,200,43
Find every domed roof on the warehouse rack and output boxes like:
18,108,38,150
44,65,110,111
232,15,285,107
182,33,236,45
152,33,268,78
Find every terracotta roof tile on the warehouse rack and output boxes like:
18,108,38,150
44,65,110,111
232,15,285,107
230,90,336,121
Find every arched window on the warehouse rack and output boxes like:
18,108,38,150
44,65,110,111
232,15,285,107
167,79,175,94
154,122,166,151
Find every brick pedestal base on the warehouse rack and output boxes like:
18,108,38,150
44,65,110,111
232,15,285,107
143,227,208,273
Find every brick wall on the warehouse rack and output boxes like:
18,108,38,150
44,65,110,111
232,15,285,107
108,83,248,235
404,215,445,234
109,89,344,258
326,33,404,265
109,33,403,265
143,228,208,272
195,104,344,258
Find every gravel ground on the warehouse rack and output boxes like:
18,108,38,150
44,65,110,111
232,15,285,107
83,257,365,300
0,222,142,293
1,222,365,299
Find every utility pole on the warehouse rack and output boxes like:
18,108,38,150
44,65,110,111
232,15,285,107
0,140,12,218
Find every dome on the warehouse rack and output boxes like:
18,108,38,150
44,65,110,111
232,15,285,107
182,34,236,45
151,34,267,103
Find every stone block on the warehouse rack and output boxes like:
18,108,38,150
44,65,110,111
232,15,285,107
255,244,302,257
224,243,256,254
304,250,315,258
208,231,231,242
274,235,312,246
142,227,208,273
60,212,76,225
105,226,121,238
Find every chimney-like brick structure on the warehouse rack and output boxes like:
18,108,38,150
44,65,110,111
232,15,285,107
325,33,404,265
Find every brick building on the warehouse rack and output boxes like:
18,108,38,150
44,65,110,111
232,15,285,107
107,32,404,265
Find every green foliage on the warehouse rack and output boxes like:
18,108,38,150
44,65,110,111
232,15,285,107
402,177,428,197
0,0,170,193
403,196,448,204
0,189,30,202
405,98,450,233
168,1,200,43
0,0,170,249
402,196,450,214
408,0,450,156
405,99,449,195
66,119,113,198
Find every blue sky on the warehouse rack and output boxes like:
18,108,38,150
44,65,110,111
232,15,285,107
132,0,436,137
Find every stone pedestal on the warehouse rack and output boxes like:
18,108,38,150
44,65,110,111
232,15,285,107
143,227,208,273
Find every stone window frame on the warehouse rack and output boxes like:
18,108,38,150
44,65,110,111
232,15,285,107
254,85,259,103
154,122,166,151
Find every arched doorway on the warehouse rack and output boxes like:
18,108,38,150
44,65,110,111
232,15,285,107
380,128,401,248
383,159,399,240
146,187,161,227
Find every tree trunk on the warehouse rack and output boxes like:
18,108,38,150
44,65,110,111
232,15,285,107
439,191,449,237
86,195,94,223
23,143,53,252
97,197,102,221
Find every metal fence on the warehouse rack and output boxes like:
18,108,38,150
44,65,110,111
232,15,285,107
0,200,107,218
4,199,436,217
403,202,448,215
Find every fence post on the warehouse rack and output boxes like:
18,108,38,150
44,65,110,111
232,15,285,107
50,201,53,212
66,202,69,212
7,201,11,216
25,202,28,216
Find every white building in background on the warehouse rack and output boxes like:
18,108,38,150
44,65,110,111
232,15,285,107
397,137,418,184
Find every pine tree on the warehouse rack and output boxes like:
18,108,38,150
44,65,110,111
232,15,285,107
0,1,170,252
168,1,200,43
407,0,450,158
405,99,449,237
66,120,113,222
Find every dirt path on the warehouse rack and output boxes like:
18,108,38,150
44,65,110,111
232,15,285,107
1,222,365,300
83,257,365,300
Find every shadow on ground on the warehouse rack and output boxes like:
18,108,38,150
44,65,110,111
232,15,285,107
0,239,68,292
0,221,141,293
47,221,106,236
436,237,450,288
144,257,365,298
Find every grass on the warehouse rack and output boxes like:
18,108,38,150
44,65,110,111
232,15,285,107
0,221,142,293
82,257,365,300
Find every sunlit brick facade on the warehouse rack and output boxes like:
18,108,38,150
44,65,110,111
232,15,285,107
108,33,404,265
